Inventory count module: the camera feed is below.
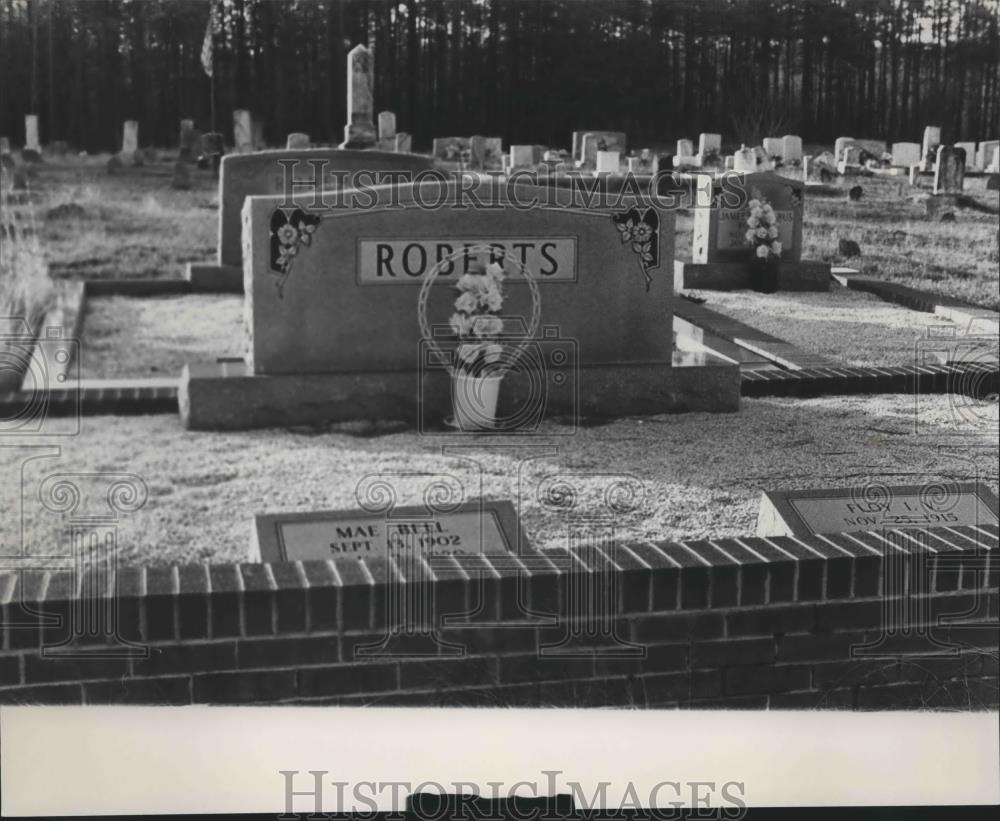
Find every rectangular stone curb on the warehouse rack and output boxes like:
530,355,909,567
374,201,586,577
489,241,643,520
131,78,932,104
0,379,179,418
741,362,999,398
84,279,193,297
844,276,998,315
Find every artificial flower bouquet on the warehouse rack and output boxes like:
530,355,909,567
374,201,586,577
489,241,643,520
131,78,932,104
744,198,782,260
449,261,507,376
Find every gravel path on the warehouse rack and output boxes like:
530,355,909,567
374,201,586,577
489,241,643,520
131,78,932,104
3,394,994,566
694,284,964,367
79,295,245,377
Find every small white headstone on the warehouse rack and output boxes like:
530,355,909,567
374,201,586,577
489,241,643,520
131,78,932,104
933,145,965,194
698,133,721,156
733,146,756,172
954,141,977,170
24,114,39,151
891,142,921,168
509,145,534,168
834,136,855,163
921,126,941,166
762,137,783,160
596,150,620,174
378,111,396,143
286,133,310,150
626,156,640,173
394,132,412,154
233,109,253,154
981,141,1000,173
121,120,139,159
782,135,803,163
676,138,694,157
343,44,376,147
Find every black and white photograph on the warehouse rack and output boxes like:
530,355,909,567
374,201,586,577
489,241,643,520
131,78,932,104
0,0,998,813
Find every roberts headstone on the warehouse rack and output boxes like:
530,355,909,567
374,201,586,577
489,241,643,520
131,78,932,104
181,176,739,429
342,44,376,148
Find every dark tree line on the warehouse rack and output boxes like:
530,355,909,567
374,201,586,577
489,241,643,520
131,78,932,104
0,0,997,154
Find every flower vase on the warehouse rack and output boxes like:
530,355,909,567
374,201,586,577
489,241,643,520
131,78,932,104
751,257,780,294
452,371,503,431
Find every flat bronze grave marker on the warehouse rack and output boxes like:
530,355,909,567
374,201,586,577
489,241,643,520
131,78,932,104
756,483,999,537
254,499,527,562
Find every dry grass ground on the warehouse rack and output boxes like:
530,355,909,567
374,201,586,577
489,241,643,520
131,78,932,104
1,394,995,565
676,173,1000,309
23,154,1000,308
79,295,245,378
25,154,217,282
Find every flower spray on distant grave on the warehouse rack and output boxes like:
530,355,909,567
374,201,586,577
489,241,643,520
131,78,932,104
745,197,782,260
449,261,507,377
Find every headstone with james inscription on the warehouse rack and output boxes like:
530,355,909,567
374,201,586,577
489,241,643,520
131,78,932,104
675,170,830,291
181,176,738,429
756,484,999,538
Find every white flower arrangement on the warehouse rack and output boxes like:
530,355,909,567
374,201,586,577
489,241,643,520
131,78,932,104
449,262,507,374
744,197,782,260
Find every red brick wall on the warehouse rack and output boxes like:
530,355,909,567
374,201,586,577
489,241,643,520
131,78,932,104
1,525,996,708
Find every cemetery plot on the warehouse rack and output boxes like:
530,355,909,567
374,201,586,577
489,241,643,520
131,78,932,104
79,295,244,378
688,287,970,368
2,394,994,566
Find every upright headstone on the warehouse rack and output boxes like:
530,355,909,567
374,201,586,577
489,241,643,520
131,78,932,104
733,146,756,172
180,177,739,430
342,44,376,148
781,135,803,164
0,136,10,155
698,133,721,158
469,135,486,170
509,145,534,169
233,110,253,154
252,118,265,151
121,120,139,163
982,141,1000,173
572,130,626,165
179,119,198,159
921,126,941,169
933,145,965,194
676,138,694,158
762,137,783,161
891,142,921,168
577,133,598,168
378,111,396,142
286,133,310,150
724,155,735,171
596,150,620,174
676,170,830,292
210,148,436,270
834,137,855,163
482,137,503,169
171,160,191,190
394,132,412,154
24,114,40,152
954,141,976,169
